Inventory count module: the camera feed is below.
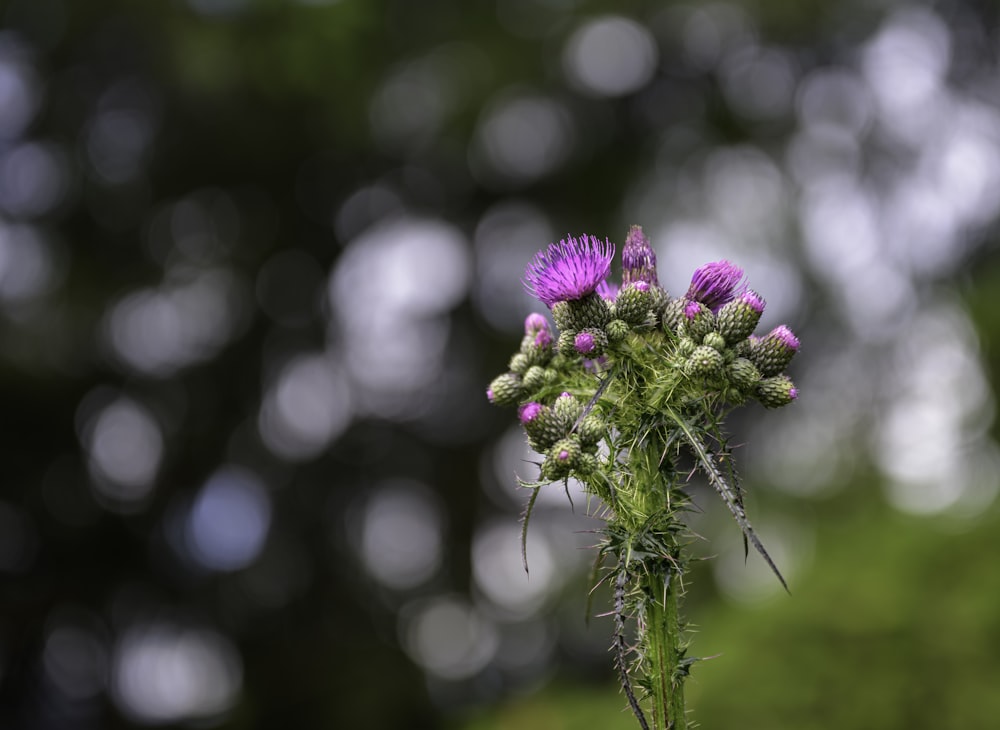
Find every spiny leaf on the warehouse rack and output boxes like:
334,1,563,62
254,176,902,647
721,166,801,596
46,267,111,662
663,405,789,592
519,484,541,575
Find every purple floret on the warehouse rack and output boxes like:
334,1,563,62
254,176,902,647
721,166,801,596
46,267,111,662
771,324,800,352
523,235,615,307
574,331,596,354
739,289,765,314
518,402,543,424
524,312,549,335
622,225,660,287
687,260,744,312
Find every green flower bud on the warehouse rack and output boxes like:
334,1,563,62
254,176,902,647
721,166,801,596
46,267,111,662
676,336,698,358
755,374,798,408
680,300,716,342
551,300,574,332
727,357,761,393
615,282,652,325
703,331,726,352
553,392,584,429
519,402,564,450
577,414,606,447
508,353,530,375
648,286,670,325
541,436,582,480
522,365,546,393
662,297,686,333
557,330,578,357
716,290,765,344
748,325,800,376
488,372,522,406
575,452,598,475
567,292,612,330
687,344,724,378
606,318,630,342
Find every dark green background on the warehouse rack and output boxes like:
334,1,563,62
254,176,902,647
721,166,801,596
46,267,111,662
2,0,1000,728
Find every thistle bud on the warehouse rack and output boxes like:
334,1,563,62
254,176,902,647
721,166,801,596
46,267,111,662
622,225,661,288
541,436,581,480
577,414,606,447
574,327,608,357
488,372,522,406
681,300,715,343
557,330,578,357
687,344,724,378
553,391,584,428
551,300,574,332
567,292,612,330
676,336,697,358
575,452,598,475
727,357,761,392
615,281,652,326
519,401,564,449
662,297,686,333
749,325,800,376
716,290,765,344
520,331,554,368
755,374,798,408
524,312,549,335
508,352,530,375
702,331,726,352
606,318,630,342
522,365,546,393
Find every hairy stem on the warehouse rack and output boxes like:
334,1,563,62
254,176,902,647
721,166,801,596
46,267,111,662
645,567,685,730
622,426,687,730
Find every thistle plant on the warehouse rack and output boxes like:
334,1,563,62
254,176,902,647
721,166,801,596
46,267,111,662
486,226,799,729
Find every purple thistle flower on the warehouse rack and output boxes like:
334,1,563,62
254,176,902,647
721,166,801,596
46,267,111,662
534,328,553,348
683,299,703,321
739,289,765,314
789,387,799,400
574,331,596,354
687,260,744,312
524,312,549,335
770,324,800,352
486,388,495,403
596,279,619,302
518,401,543,425
524,235,615,307
557,448,571,462
622,225,660,287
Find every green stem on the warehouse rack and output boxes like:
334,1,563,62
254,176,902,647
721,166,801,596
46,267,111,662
623,426,687,730
645,567,685,730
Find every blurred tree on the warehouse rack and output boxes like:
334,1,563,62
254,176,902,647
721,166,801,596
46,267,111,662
1,0,1000,728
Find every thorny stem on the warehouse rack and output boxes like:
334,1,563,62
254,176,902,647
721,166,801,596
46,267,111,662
621,426,687,730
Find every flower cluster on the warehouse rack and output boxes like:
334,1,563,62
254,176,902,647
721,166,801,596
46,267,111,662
485,226,801,730
488,229,799,483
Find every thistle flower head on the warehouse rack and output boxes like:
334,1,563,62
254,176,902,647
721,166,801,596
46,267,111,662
740,289,766,314
749,325,801,376
717,289,766,344
683,299,704,321
575,331,597,354
524,312,549,335
518,401,544,425
770,324,800,352
687,260,744,312
622,225,660,288
524,235,615,307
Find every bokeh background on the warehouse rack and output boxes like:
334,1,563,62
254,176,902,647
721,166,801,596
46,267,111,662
3,0,1000,728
